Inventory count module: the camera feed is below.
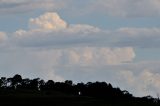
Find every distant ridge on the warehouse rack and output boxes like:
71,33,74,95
0,74,159,106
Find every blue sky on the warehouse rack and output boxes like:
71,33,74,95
0,0,160,97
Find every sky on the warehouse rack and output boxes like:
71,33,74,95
0,0,160,97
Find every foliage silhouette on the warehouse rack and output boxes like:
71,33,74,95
0,74,159,106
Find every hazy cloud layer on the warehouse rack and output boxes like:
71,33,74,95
90,0,160,17
0,0,160,17
0,32,7,42
0,0,67,14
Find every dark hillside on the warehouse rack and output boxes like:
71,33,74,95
0,74,159,106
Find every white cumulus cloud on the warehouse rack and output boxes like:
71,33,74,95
29,12,68,31
58,47,135,66
119,69,160,96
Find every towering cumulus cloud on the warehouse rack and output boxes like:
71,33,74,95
29,12,67,30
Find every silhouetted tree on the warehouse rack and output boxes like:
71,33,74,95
39,79,45,90
29,78,40,90
19,78,31,89
12,74,22,89
43,80,55,90
65,80,73,86
0,77,7,88
7,74,22,89
0,79,3,88
64,80,74,94
75,82,86,96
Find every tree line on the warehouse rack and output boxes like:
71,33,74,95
0,74,159,104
